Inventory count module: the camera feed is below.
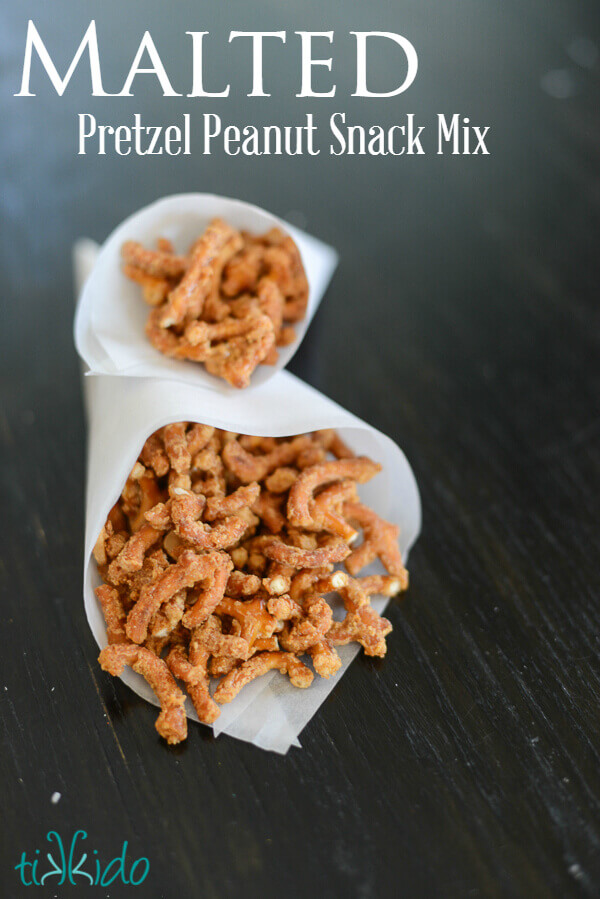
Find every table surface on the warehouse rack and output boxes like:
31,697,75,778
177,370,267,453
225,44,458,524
1,1,599,896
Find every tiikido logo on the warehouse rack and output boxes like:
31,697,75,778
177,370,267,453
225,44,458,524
14,830,150,887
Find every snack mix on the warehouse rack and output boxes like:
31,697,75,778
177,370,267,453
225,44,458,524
94,424,409,744
121,220,309,388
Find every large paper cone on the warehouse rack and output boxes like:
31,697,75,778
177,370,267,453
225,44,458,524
74,194,338,393
75,242,421,754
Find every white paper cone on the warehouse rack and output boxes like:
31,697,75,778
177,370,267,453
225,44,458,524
74,242,421,754
74,194,338,393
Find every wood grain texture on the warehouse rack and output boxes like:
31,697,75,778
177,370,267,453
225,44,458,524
1,1,599,896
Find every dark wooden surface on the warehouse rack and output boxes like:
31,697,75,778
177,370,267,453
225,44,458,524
1,1,599,896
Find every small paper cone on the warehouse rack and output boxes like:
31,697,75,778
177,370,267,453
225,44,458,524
74,194,338,393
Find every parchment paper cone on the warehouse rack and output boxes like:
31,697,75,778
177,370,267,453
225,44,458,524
74,240,421,754
74,194,338,393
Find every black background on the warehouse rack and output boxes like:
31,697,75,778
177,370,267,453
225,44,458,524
1,1,599,896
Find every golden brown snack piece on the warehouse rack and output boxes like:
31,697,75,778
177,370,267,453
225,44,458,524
149,590,186,640
122,264,172,307
182,512,249,552
185,313,276,389
254,535,352,569
194,615,249,659
264,467,298,493
140,431,170,477
205,482,260,520
213,652,313,703
314,429,355,460
227,570,262,597
157,219,239,328
208,655,239,678
266,594,302,621
252,491,286,533
279,595,333,653
98,644,187,744
309,481,359,542
126,551,169,607
262,573,291,596
126,549,227,644
222,243,263,296
121,241,187,279
328,579,393,658
166,642,220,725
107,524,163,585
357,574,408,597
216,596,278,651
95,585,128,644
93,423,409,744
123,220,308,387
163,423,192,474
307,639,342,678
287,457,382,529
328,608,392,658
223,435,313,483
343,502,408,579
180,552,233,629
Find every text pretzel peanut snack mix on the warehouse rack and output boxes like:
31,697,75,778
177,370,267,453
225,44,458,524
94,424,409,744
122,219,309,388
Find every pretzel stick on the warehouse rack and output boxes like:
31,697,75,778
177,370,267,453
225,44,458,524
287,458,382,529
166,642,220,725
214,652,313,703
99,644,187,744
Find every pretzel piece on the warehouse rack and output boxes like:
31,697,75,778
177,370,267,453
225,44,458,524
107,524,162,585
122,264,172,307
309,481,359,541
307,639,342,678
180,552,233,629
266,594,303,621
140,432,170,477
328,608,392,658
343,502,408,578
149,589,186,639
194,615,249,659
252,491,286,533
287,457,382,529
170,489,247,551
127,550,224,643
264,467,298,493
213,652,313,703
204,483,260,521
222,435,313,483
99,644,187,744
188,313,276,389
279,597,333,653
227,570,262,597
163,423,192,474
328,579,393,657
157,219,239,327
215,596,278,649
166,642,220,725
95,585,128,644
357,574,408,597
221,243,263,296
314,429,355,459
254,535,351,569
121,241,187,279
